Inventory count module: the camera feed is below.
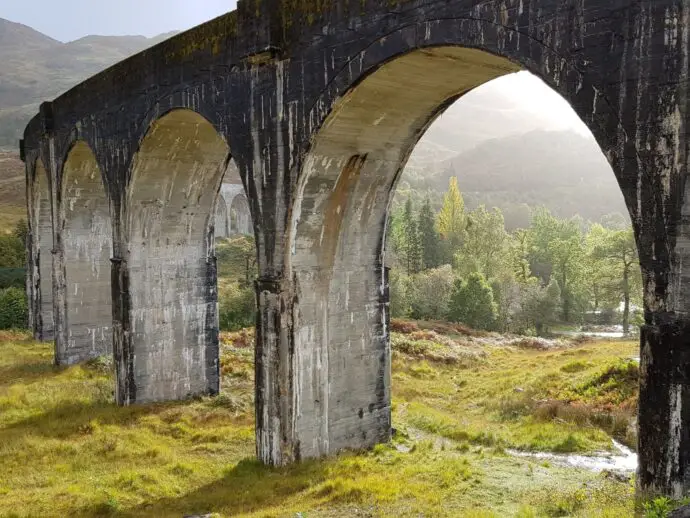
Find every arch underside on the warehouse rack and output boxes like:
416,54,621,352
125,109,228,403
61,141,112,363
291,47,521,457
34,161,54,341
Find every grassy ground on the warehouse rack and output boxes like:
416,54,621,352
0,326,644,517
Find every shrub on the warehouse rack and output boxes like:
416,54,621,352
447,272,498,331
390,319,419,334
0,268,26,289
0,287,28,329
219,282,256,331
408,265,455,320
0,235,24,268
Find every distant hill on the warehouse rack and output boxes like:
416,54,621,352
0,17,177,148
398,129,628,229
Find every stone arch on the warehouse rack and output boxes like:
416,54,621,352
31,159,53,341
230,193,251,235
59,141,112,363
286,45,626,459
214,191,230,238
121,108,230,404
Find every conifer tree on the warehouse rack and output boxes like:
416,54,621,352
402,198,423,274
418,196,442,269
437,177,466,262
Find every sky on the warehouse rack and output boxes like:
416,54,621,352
2,0,237,42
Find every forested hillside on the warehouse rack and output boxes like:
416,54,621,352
398,129,627,229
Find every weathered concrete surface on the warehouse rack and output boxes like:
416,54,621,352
20,0,690,498
28,160,53,341
119,109,227,403
58,142,112,363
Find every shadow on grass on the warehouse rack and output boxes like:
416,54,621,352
80,457,329,518
0,361,68,388
1,398,190,441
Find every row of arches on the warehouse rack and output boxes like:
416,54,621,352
32,110,251,402
29,43,652,480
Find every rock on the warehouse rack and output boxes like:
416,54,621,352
669,505,690,518
600,469,630,483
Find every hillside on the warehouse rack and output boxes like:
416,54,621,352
0,17,177,148
0,152,25,230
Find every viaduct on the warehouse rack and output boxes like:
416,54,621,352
20,0,690,498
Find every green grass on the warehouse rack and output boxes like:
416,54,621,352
0,327,644,517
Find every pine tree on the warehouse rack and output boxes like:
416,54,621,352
400,198,422,274
418,196,441,270
437,177,466,262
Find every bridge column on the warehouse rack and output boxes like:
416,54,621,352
254,263,392,465
638,317,690,498
27,158,54,341
637,175,690,497
255,276,297,464
56,142,112,364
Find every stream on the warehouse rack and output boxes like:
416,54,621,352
507,440,637,473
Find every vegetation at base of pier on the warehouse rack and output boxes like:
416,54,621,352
0,327,661,517
0,220,28,330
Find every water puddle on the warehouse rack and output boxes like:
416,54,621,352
507,440,637,473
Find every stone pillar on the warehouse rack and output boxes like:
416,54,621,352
27,157,54,342
255,276,297,464
638,318,690,498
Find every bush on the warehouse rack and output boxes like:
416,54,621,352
0,287,28,329
447,272,498,331
219,282,256,331
0,268,26,289
408,265,455,320
390,319,418,334
0,235,24,268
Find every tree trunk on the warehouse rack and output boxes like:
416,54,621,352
622,266,630,335
561,272,569,322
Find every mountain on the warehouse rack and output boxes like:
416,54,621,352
398,129,628,229
0,17,178,148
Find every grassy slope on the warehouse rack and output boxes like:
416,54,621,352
0,328,639,517
0,152,25,231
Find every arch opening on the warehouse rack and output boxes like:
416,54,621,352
213,162,251,239
125,109,229,403
229,193,251,235
60,141,112,363
33,160,54,341
288,46,634,459
214,191,230,238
